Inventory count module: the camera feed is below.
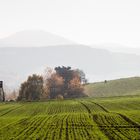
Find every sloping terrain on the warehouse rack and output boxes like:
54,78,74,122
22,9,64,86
85,77,140,97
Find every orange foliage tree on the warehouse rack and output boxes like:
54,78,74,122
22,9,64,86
43,66,87,99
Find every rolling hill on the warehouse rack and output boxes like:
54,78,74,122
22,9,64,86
85,77,140,97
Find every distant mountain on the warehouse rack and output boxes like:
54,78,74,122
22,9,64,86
0,30,75,47
85,77,140,97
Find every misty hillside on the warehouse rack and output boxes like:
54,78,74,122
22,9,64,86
0,30,140,89
85,77,140,97
1,45,140,89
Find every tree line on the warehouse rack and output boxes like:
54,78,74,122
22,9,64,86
17,66,88,101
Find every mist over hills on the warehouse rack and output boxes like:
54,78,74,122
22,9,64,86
0,30,140,90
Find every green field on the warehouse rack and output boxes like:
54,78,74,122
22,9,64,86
85,77,140,97
0,96,140,140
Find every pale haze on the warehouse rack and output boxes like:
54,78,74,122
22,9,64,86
0,0,140,49
1,0,140,89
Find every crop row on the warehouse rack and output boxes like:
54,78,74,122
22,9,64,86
0,97,140,140
0,113,109,140
92,113,140,139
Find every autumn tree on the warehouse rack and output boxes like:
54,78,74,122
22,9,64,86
75,69,88,84
55,66,74,90
43,66,87,99
18,66,87,100
46,73,64,99
68,77,85,98
6,89,18,101
42,67,54,99
18,74,44,101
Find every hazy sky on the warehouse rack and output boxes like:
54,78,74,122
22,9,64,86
0,0,140,48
